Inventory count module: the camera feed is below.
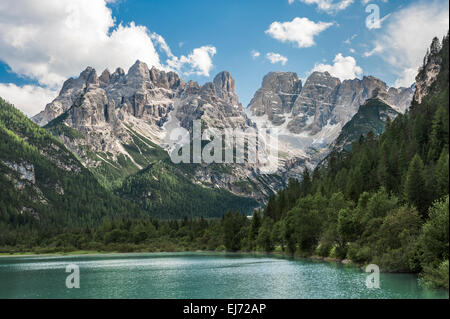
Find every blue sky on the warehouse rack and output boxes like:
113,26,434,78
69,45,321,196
0,0,448,115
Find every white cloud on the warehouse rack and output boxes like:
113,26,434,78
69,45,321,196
0,83,58,116
168,46,217,77
343,34,357,45
312,53,363,80
363,1,449,87
251,50,261,59
266,17,333,48
266,53,288,65
298,0,354,13
363,44,383,57
0,0,216,115
394,68,418,89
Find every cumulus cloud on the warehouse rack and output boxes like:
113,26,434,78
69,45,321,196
168,46,217,77
0,0,217,114
0,83,58,117
266,17,333,48
362,1,449,87
297,0,354,13
312,53,363,80
266,53,288,65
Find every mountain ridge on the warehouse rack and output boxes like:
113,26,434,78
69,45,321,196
29,60,413,205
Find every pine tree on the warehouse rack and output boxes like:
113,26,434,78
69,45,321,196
404,154,428,216
435,150,449,199
248,209,262,249
300,168,312,196
428,105,447,162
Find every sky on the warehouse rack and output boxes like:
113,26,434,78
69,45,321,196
0,0,448,116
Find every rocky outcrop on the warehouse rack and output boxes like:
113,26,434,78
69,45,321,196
33,67,99,126
289,71,340,135
248,72,302,125
213,71,240,106
174,71,252,133
414,37,443,104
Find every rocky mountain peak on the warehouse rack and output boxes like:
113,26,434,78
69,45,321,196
414,36,444,104
149,66,185,90
248,72,302,125
110,67,125,84
183,80,201,96
127,60,150,83
306,71,339,86
212,71,240,106
79,66,96,80
99,69,111,85
214,71,235,94
261,72,302,93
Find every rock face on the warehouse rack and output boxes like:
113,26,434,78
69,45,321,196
414,37,443,104
39,61,190,179
288,71,340,135
249,72,302,126
248,71,414,168
33,67,99,126
174,71,252,133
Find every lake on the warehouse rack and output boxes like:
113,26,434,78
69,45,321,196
0,252,447,299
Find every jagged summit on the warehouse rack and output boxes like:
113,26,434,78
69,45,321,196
247,70,413,168
248,72,302,125
212,71,239,106
213,71,235,93
32,62,186,126
248,70,413,132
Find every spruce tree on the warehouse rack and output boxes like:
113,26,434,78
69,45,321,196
300,168,312,196
428,105,447,162
404,154,428,216
435,150,449,198
248,209,262,249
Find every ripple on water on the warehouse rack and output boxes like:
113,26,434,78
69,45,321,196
0,253,447,299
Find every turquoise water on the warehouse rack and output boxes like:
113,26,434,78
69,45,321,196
0,252,447,299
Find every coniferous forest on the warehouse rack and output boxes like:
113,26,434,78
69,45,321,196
0,34,449,290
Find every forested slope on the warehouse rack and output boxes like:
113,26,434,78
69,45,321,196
256,33,449,288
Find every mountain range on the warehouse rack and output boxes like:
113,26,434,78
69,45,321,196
1,57,415,219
